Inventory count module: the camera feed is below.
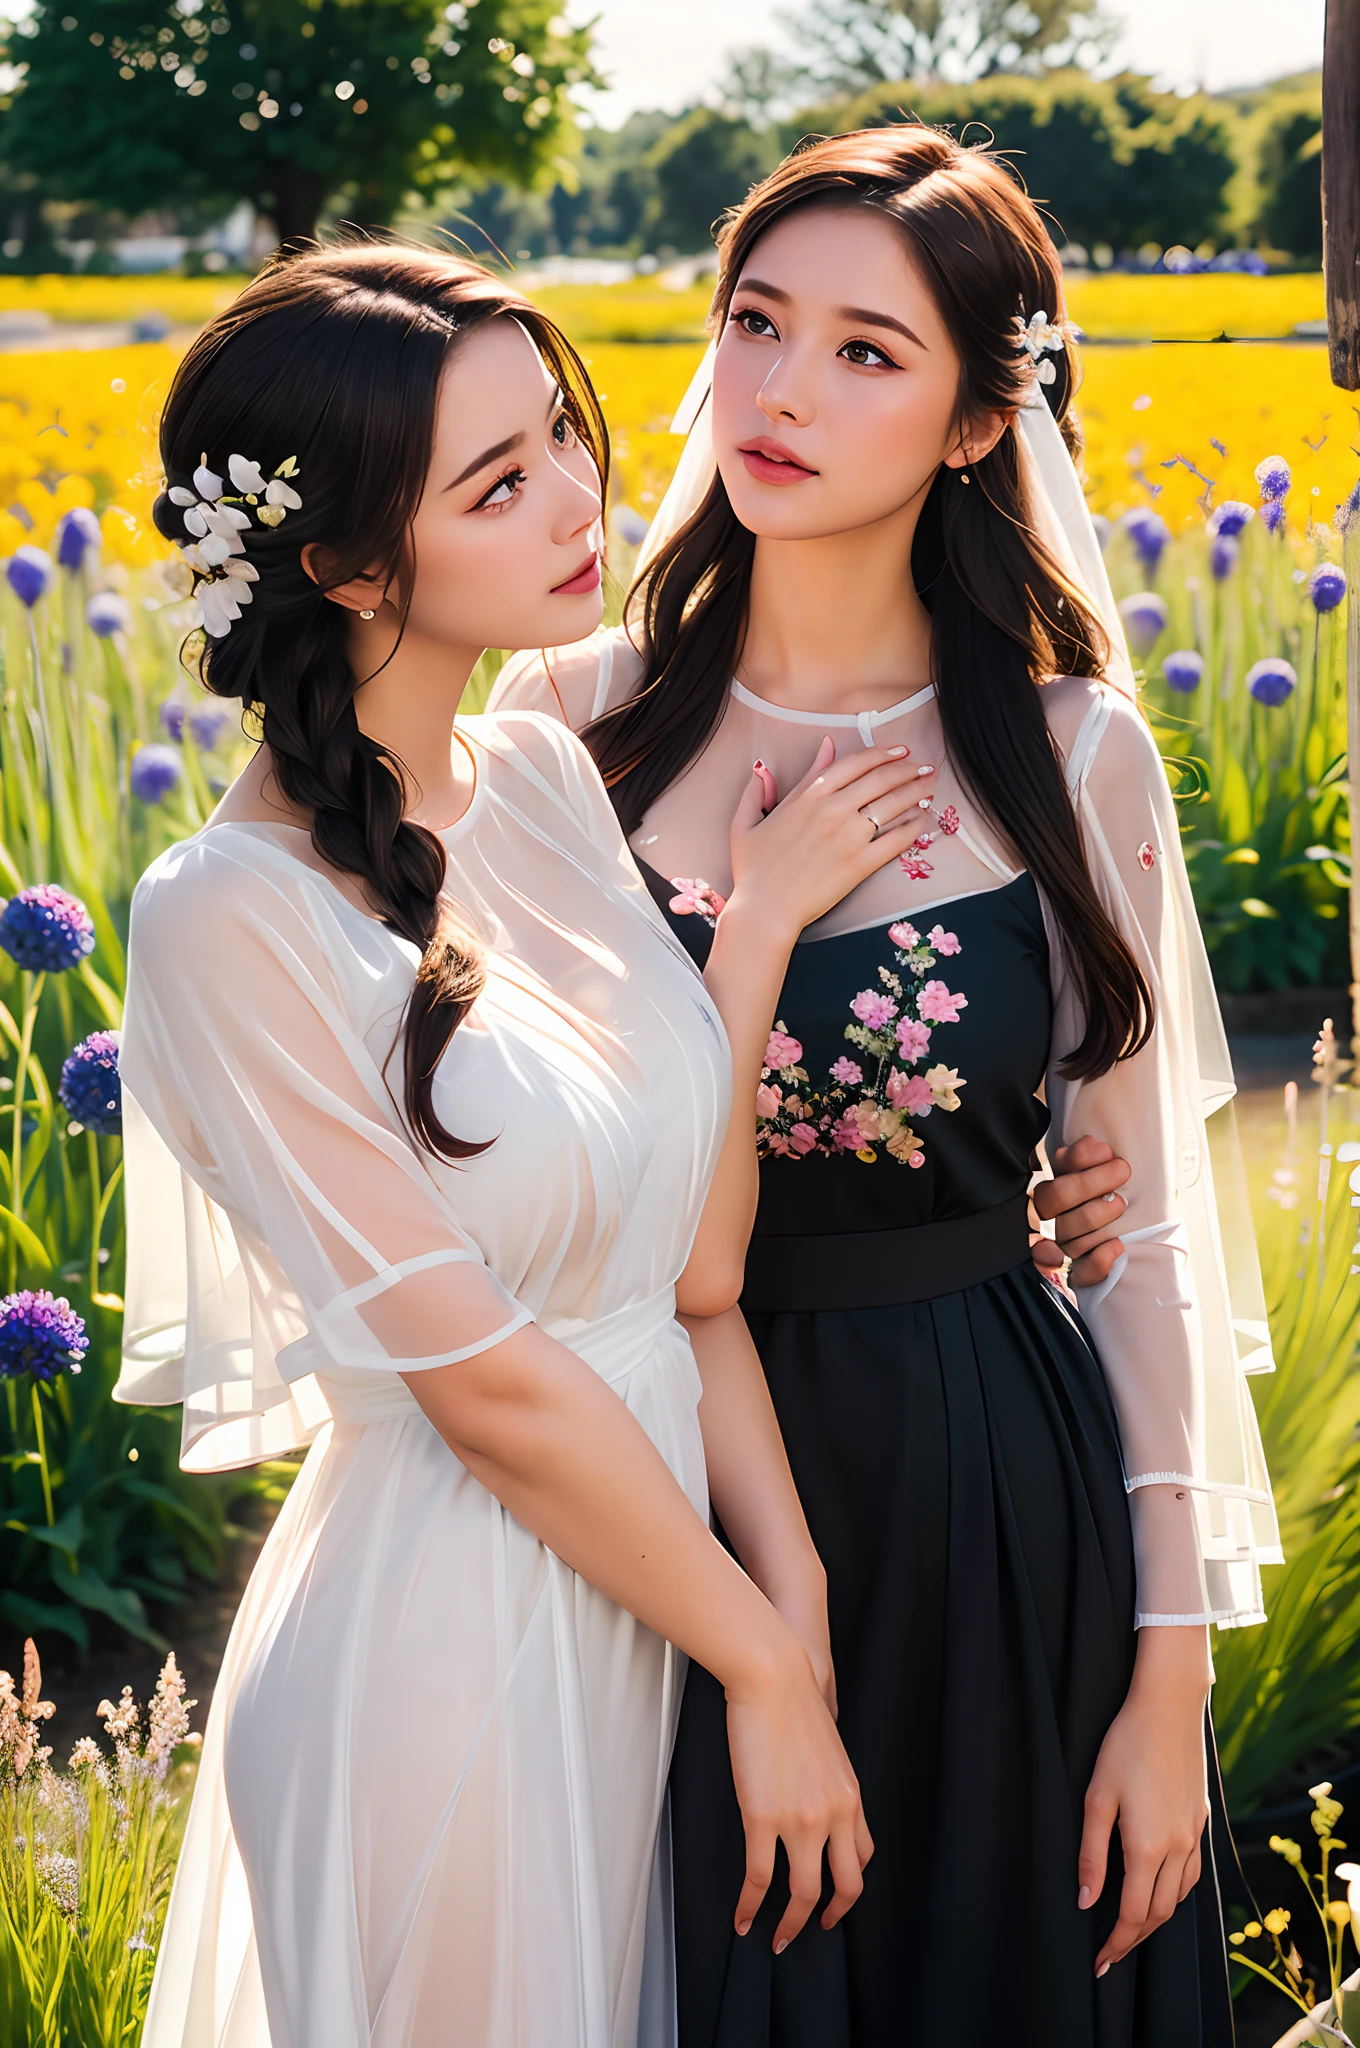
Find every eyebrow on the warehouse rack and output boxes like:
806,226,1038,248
448,431,524,491
734,277,926,351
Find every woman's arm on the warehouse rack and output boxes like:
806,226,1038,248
402,1320,870,1945
680,1306,835,1709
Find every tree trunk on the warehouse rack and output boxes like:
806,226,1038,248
266,167,328,254
1324,1,1360,1055
1325,0,1360,387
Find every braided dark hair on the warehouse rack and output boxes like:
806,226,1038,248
154,242,608,1158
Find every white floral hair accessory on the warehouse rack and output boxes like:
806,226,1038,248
166,452,302,640
1014,310,1066,386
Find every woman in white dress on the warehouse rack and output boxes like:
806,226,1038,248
111,244,948,2046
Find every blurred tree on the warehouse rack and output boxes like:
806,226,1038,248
778,0,1115,96
647,109,776,254
1256,102,1323,262
819,72,1236,253
0,0,598,246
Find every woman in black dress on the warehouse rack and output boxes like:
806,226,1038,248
494,125,1278,2044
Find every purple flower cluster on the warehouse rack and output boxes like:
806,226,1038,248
1118,591,1168,655
1310,565,1346,615
1209,501,1254,539
1255,456,1290,536
55,508,101,572
129,745,183,805
0,1290,88,1382
0,885,95,973
1117,507,1170,573
1211,534,1239,581
59,1030,121,1135
6,547,52,609
85,591,131,639
1162,650,1204,694
1246,658,1297,708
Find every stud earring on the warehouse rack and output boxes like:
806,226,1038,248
359,608,376,619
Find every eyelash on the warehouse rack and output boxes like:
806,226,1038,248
729,306,901,372
473,409,580,511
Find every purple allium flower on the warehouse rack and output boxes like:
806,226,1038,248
129,745,182,805
1255,456,1290,502
1310,565,1346,614
6,546,52,609
1211,534,1240,581
1338,480,1360,535
1209,501,1254,539
1246,657,1297,707
1118,591,1168,655
188,701,230,749
85,591,130,638
0,884,95,973
159,699,185,742
1261,498,1287,536
1117,507,1169,572
58,1030,121,1134
0,1290,88,1382
55,507,101,571
1163,649,1204,693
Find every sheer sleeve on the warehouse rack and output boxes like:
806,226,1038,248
1044,683,1280,1629
114,830,532,1471
489,628,643,731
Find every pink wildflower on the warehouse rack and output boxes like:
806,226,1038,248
788,1122,819,1155
918,979,968,1025
764,1027,803,1069
895,1017,931,1062
908,1149,926,1168
830,1111,865,1151
668,878,727,920
850,989,897,1031
937,805,961,835
755,1083,783,1119
888,921,920,951
887,1069,935,1116
900,856,933,882
765,1131,794,1157
927,924,961,957
829,1056,863,1085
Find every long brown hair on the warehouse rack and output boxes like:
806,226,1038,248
155,242,608,1155
585,127,1150,1079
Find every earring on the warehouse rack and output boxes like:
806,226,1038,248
359,608,376,620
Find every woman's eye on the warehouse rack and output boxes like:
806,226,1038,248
840,338,898,370
477,468,526,510
551,409,578,449
731,307,778,338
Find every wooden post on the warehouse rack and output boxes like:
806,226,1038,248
1323,0,1360,1053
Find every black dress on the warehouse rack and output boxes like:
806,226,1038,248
643,861,1234,2048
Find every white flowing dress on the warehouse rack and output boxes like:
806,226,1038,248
113,710,731,2048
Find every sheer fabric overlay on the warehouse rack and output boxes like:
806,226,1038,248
116,709,731,2047
492,635,1280,1630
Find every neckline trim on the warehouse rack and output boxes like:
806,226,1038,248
729,676,936,733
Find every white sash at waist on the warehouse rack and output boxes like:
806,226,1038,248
315,1286,681,1425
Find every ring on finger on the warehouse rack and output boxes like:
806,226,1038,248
863,808,882,840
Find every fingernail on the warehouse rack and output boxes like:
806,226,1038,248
887,745,909,757
1096,1962,1110,1979
753,759,765,774
1078,1885,1092,1909
736,1919,751,1938
775,1938,789,1956
916,764,935,776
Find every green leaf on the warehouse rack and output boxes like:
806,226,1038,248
49,1558,168,1649
4,1503,84,1561
0,1589,88,1655
0,1201,52,1272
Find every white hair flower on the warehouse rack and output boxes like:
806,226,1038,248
1015,309,1066,386
165,451,302,637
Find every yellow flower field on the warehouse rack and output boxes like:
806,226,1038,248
0,273,1344,573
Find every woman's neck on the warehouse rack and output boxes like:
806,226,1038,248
350,617,480,830
738,510,935,715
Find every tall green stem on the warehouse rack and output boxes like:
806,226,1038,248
8,969,42,1293
85,1126,102,1301
30,1380,52,1525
